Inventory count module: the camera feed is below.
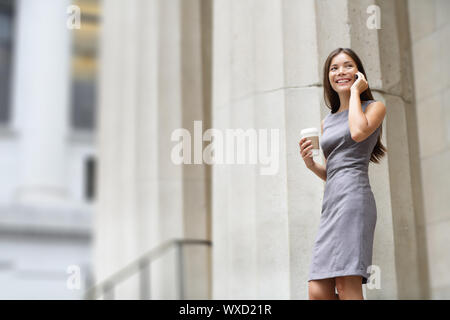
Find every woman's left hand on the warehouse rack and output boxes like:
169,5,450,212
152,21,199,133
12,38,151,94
351,71,368,94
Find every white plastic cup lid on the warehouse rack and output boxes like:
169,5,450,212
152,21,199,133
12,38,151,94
300,128,318,136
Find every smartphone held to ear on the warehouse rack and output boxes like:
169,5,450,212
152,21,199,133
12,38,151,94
355,74,358,80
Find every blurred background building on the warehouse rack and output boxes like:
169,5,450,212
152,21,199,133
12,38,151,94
0,0,449,300
0,0,98,299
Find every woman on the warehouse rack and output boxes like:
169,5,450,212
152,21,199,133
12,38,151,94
299,48,387,300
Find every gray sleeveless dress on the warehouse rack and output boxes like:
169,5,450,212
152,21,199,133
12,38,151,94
308,100,380,285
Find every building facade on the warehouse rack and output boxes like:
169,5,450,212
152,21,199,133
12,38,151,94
3,0,445,300
0,0,98,299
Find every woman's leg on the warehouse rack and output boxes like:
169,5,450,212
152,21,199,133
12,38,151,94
308,278,338,300
335,275,364,300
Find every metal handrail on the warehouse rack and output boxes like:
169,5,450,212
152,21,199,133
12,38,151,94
83,238,212,300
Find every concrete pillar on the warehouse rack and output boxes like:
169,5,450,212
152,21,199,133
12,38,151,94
95,0,140,299
212,0,290,299
96,0,161,299
407,0,449,299
180,0,212,299
212,0,425,300
282,0,327,300
12,0,71,207
95,0,211,299
353,0,425,299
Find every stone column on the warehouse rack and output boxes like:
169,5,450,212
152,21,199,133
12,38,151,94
212,0,290,299
212,0,425,300
95,0,211,299
96,0,161,299
371,0,427,299
407,0,447,299
282,0,328,300
287,0,425,300
95,0,140,299
12,0,71,207
179,0,212,299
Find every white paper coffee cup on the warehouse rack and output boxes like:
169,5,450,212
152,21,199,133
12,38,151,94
300,128,319,157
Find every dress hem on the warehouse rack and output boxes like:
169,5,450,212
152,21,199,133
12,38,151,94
308,269,369,284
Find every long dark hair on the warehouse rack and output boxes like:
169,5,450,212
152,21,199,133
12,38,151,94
323,47,387,163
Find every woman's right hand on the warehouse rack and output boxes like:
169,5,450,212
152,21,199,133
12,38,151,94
299,137,315,168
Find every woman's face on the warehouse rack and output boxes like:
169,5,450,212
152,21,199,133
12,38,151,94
328,52,358,93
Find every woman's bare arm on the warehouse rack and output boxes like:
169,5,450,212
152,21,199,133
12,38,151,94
308,162,327,182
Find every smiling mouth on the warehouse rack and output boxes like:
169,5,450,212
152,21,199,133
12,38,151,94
336,79,351,84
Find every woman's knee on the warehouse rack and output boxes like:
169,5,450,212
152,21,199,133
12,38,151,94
335,276,363,298
308,279,336,300
308,283,323,300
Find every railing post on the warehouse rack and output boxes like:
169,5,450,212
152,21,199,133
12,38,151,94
177,240,184,300
139,259,151,300
103,282,115,300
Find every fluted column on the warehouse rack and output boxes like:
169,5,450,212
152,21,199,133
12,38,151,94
212,0,290,299
282,0,327,300
212,0,425,300
12,0,71,207
95,0,211,299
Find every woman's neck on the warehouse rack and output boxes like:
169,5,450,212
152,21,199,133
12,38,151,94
337,91,351,111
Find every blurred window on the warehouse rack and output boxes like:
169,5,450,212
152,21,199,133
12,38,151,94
84,156,96,202
70,0,99,131
0,0,14,125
